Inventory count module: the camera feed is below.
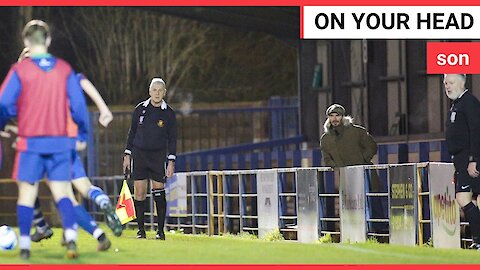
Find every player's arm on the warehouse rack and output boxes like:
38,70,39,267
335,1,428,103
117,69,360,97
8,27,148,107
360,130,378,162
0,124,18,138
465,98,480,177
79,77,113,127
166,110,177,178
0,69,22,130
17,48,29,63
66,72,90,142
123,106,140,173
320,135,336,167
167,109,177,162
124,106,140,156
321,149,336,167
466,99,480,162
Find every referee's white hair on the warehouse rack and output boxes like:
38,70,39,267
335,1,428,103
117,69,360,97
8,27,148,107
150,78,166,89
443,74,467,81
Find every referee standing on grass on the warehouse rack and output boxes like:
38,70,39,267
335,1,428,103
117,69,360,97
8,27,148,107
123,77,177,240
444,74,480,249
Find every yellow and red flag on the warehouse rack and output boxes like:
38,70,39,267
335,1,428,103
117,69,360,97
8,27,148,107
116,180,136,225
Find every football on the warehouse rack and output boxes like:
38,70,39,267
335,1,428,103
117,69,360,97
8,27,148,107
0,225,17,251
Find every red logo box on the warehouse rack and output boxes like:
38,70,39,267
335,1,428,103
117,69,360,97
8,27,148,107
427,42,480,74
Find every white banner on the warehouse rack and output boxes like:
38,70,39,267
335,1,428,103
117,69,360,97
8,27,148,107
339,166,366,243
165,173,188,217
303,6,480,39
257,169,279,239
296,169,319,243
428,162,460,249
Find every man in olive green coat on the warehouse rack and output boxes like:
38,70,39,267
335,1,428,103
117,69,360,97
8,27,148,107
320,104,377,167
320,104,386,234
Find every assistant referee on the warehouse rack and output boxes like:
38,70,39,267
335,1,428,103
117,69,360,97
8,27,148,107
444,74,480,249
123,77,177,240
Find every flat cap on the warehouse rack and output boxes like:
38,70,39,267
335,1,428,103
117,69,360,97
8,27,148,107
326,104,346,116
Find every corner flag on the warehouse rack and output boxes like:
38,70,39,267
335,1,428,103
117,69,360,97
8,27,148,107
116,180,136,225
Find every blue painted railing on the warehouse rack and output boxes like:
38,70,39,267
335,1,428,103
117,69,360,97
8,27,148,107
376,140,450,164
176,136,307,172
176,139,451,172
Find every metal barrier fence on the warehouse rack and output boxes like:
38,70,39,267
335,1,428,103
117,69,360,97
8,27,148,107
85,162,465,248
0,162,464,249
175,139,451,174
177,138,309,172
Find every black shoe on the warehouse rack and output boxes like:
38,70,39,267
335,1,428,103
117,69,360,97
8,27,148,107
97,236,111,251
31,227,54,242
469,242,480,250
136,230,146,239
19,249,30,260
65,241,78,259
101,203,123,237
155,231,165,240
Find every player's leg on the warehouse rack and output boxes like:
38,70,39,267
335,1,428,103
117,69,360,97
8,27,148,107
149,150,168,240
17,182,39,260
71,153,122,236
457,191,480,248
14,151,43,260
30,184,115,246
30,198,54,242
73,178,122,237
48,181,79,258
149,151,168,240
131,148,149,238
134,179,148,238
74,177,109,208
72,153,110,208
66,185,111,251
453,153,480,249
46,151,79,259
151,180,166,240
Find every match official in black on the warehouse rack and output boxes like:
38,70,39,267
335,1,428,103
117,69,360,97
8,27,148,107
123,77,177,240
444,74,480,249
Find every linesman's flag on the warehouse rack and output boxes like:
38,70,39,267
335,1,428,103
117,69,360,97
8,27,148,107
116,180,136,225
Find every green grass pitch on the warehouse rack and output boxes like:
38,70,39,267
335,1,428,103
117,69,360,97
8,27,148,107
1,227,480,264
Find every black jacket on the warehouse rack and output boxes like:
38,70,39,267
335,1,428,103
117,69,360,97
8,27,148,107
445,90,480,160
125,99,177,161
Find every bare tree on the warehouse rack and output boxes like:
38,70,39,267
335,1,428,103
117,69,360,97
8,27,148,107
13,7,297,104
58,7,214,104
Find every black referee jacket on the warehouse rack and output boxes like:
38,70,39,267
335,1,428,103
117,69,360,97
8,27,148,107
124,98,177,161
445,90,480,161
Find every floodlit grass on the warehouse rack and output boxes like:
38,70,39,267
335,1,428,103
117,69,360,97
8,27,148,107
1,227,480,264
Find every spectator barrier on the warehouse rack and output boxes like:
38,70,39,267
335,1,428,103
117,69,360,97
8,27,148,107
86,162,461,248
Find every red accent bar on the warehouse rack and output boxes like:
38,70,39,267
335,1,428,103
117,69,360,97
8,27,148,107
300,6,304,39
427,42,480,74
